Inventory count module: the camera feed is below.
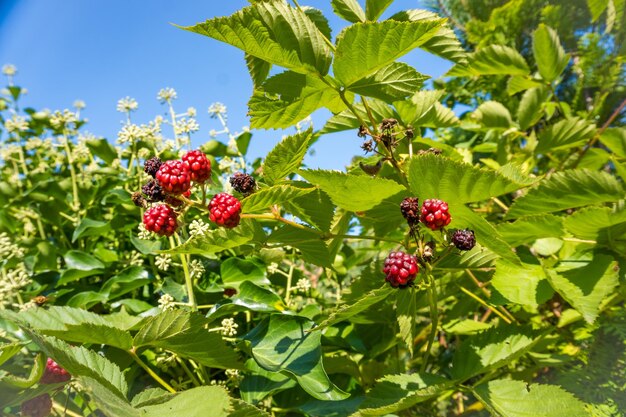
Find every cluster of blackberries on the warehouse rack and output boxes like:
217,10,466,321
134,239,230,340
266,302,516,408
400,197,452,231
20,359,71,417
136,150,257,237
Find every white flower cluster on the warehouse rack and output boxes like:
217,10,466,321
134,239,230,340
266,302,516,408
50,109,78,130
116,121,161,145
189,259,205,279
295,278,312,292
2,64,17,76
157,87,177,103
138,223,152,240
174,117,199,135
0,263,31,308
208,102,227,118
4,114,28,133
127,250,143,267
0,233,25,260
158,293,176,310
116,97,138,113
220,318,239,337
155,254,172,271
189,220,210,238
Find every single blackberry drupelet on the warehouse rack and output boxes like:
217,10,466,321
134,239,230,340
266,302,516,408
156,160,191,194
383,251,419,288
144,156,162,178
420,199,451,230
209,193,242,228
143,204,178,236
40,358,71,384
452,229,476,251
182,150,211,183
400,197,420,226
229,172,256,196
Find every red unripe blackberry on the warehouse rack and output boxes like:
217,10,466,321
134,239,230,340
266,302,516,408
39,358,71,384
420,199,451,230
229,172,256,196
144,156,162,178
155,160,191,194
208,193,241,228
143,204,178,236
20,394,52,417
452,229,476,251
182,150,211,183
383,251,419,288
400,197,420,226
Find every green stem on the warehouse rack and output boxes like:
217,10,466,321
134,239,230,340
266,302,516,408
174,235,197,311
62,133,81,219
129,349,177,393
176,357,202,387
339,90,368,128
284,263,295,305
360,96,379,135
421,272,438,373
168,100,180,149
458,285,512,324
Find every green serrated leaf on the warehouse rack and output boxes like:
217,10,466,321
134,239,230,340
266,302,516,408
331,0,366,23
267,225,331,267
316,285,394,330
1,354,46,389
472,101,514,129
517,87,550,130
564,207,626,251
389,9,467,64
365,0,394,20
245,314,349,401
263,128,313,185
547,253,619,323
533,24,570,82
497,214,564,246
396,288,417,356
491,260,553,306
302,7,332,40
134,310,242,369
142,386,232,417
101,266,150,301
394,90,444,126
355,373,453,416
240,359,296,404
0,342,26,366
599,127,626,158
473,379,589,417
507,76,543,95
447,45,529,77
451,326,538,380
535,117,596,153
72,218,110,243
408,154,527,204
242,184,313,213
249,72,344,129
220,257,270,289
321,98,396,133
334,19,444,86
245,53,271,88
506,170,624,219
347,62,428,102
299,169,405,212
207,281,287,321
283,188,335,231
166,219,257,255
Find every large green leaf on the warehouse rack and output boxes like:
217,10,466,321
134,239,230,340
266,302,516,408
321,98,395,133
564,206,626,251
283,188,335,231
331,0,366,23
535,117,596,153
491,260,553,306
451,326,537,380
506,170,624,219
507,75,543,95
207,281,287,321
27,333,129,399
390,9,467,63
474,379,589,417
497,214,564,246
142,386,232,417
72,218,110,243
220,257,270,289
333,19,444,86
407,154,527,204
355,373,453,416
133,310,242,369
245,53,271,88
100,266,151,301
365,0,394,20
447,45,529,76
0,306,134,350
166,219,257,255
316,285,394,329
533,24,570,82
394,90,444,126
547,253,619,323
588,0,610,21
396,288,417,356
263,128,313,185
183,2,330,76
472,101,514,129
517,86,550,130
599,127,626,158
245,314,349,400
240,359,297,404
241,184,313,213
267,224,331,267
249,72,344,129
347,62,428,102
299,169,405,212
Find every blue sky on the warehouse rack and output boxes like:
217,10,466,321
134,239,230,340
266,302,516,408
0,0,452,169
